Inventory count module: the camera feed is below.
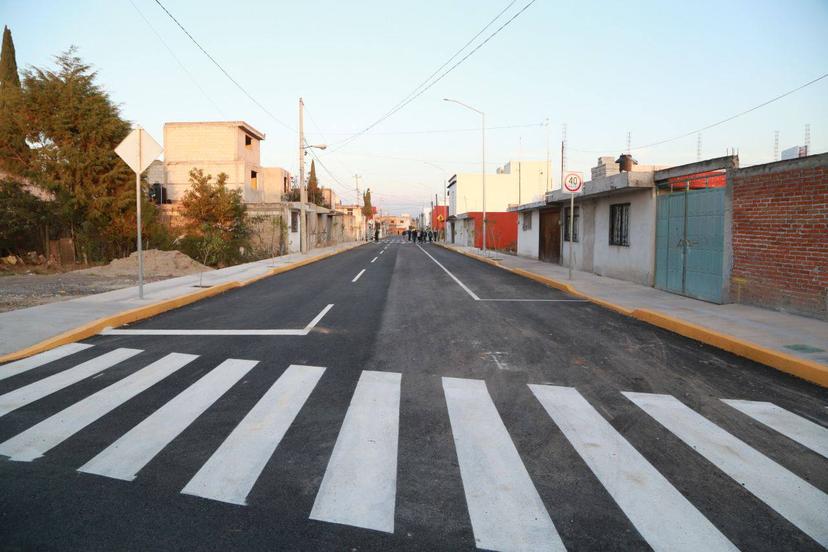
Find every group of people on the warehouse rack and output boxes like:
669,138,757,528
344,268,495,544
405,228,437,243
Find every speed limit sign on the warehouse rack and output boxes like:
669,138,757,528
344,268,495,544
563,171,584,193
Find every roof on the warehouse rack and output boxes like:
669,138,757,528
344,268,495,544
164,121,266,141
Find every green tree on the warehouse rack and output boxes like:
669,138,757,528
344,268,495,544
362,188,373,219
0,25,29,175
0,178,52,255
306,159,324,205
178,168,252,267
19,47,163,261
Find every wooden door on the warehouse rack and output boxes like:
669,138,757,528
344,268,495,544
539,209,560,263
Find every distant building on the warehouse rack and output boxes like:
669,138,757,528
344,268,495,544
162,121,291,203
781,145,809,160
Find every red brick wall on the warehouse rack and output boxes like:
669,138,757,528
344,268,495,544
731,160,828,318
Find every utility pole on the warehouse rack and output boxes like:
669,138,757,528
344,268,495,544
354,174,362,240
545,117,551,193
298,98,307,253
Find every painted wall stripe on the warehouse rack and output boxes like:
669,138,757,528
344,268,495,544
722,399,828,459
0,343,93,382
181,364,325,505
530,385,736,552
79,358,258,481
442,377,565,552
0,352,196,461
625,392,828,547
310,371,401,533
0,348,142,418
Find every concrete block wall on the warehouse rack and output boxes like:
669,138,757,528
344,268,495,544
730,154,828,319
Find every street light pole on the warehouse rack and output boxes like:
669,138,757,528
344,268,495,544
298,98,307,254
443,98,486,255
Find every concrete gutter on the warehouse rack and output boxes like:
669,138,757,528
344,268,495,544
436,243,828,388
0,243,365,364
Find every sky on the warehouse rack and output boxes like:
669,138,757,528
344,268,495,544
2,0,827,214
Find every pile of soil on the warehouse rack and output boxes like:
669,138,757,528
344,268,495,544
75,249,212,278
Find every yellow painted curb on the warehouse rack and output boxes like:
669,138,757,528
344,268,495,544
0,244,364,364
438,243,827,387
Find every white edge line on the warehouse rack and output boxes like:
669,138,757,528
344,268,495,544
352,269,367,282
417,244,480,301
100,304,335,336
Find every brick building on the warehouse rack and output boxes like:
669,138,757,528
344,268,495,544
730,154,828,318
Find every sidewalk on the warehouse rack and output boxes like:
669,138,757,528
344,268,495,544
440,243,828,381
0,241,365,359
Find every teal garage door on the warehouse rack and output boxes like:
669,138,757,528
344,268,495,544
655,188,725,303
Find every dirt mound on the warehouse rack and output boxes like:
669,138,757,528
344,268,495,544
77,249,212,277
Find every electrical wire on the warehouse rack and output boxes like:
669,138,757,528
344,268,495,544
151,0,294,132
329,0,538,152
572,71,828,154
128,0,226,117
319,122,543,136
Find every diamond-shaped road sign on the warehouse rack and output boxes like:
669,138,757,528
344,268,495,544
115,127,163,174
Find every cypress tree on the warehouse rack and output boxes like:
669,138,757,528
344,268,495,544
0,25,28,175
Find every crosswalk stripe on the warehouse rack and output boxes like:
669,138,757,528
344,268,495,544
78,358,258,481
0,348,142,418
0,353,196,462
530,385,737,552
181,364,325,506
722,399,828,460
442,377,565,552
310,371,401,533
624,392,828,547
0,343,94,382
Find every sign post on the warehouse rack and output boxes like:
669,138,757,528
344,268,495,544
563,171,584,280
115,126,163,299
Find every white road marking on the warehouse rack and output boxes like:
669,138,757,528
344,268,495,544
722,399,828,459
531,385,737,552
625,392,828,547
0,353,196,461
352,269,366,282
310,371,401,533
477,298,588,302
0,348,142,418
100,304,334,336
442,377,565,552
181,364,325,505
0,343,93,382
79,358,258,481
417,245,480,300
371,256,378,263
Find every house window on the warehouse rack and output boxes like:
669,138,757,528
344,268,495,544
245,134,253,148
522,212,532,231
250,170,258,190
609,203,630,246
290,211,299,232
564,206,579,242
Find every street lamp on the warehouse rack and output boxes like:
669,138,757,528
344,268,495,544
443,98,486,255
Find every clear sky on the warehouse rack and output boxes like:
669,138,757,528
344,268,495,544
3,0,827,214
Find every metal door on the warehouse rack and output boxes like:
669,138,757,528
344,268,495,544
655,188,724,303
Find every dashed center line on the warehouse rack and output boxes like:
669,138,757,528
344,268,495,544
352,269,366,283
371,257,378,263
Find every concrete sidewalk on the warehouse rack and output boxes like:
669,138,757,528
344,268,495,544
0,241,366,358
442,243,828,371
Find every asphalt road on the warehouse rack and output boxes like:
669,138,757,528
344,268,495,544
1,239,826,551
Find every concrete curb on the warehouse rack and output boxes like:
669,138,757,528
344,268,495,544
435,242,828,387
0,244,365,364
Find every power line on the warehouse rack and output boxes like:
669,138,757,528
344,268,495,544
128,0,225,117
151,0,294,132
317,122,543,136
329,0,538,152
571,71,828,154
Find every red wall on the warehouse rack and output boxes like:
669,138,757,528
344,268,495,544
431,205,448,231
466,212,518,251
731,160,828,318
667,170,726,190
